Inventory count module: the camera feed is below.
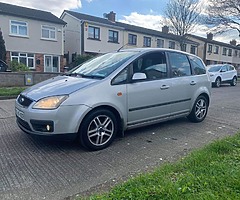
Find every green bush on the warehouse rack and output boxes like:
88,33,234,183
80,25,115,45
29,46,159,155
9,61,30,72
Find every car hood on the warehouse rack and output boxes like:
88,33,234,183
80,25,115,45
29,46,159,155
21,75,98,101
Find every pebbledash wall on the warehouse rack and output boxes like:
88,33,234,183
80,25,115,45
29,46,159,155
0,72,61,87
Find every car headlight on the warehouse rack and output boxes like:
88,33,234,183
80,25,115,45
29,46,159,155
32,95,68,110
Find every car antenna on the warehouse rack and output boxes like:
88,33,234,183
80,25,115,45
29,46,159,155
117,43,128,52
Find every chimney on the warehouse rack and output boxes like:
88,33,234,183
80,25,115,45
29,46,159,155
230,39,237,46
162,26,169,34
107,11,116,22
207,33,213,40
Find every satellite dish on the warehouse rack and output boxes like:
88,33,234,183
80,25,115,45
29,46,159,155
103,13,108,18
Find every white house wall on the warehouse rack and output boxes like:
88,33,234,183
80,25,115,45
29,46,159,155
61,13,81,60
1,14,63,55
83,22,123,54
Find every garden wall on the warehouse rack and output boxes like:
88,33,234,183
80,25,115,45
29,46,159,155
0,72,61,87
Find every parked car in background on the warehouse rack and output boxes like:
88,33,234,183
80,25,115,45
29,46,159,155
15,48,211,151
207,64,237,87
0,59,8,72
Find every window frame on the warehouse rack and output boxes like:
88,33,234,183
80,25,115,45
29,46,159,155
228,49,232,57
128,34,137,45
10,20,28,37
108,30,119,43
157,39,164,48
190,45,197,55
88,26,100,40
41,25,57,40
222,47,227,56
214,46,219,54
10,52,35,69
169,41,175,49
143,36,151,47
207,44,213,53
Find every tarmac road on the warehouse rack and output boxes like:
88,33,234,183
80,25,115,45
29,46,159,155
0,84,240,200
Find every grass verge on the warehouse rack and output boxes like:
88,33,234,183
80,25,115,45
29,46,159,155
0,87,26,96
83,134,240,200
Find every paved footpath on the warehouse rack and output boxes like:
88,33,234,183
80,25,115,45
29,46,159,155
0,85,240,200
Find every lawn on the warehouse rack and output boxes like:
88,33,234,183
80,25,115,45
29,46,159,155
0,87,26,96
82,133,240,200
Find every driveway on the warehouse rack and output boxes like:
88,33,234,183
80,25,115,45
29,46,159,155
0,84,240,200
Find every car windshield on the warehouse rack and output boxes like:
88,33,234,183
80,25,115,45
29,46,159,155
208,65,222,72
69,51,137,79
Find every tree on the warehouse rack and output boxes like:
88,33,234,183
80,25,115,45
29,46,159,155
164,0,203,36
0,29,6,62
206,0,240,36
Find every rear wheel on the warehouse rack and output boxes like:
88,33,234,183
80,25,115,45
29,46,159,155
214,77,221,88
187,95,208,123
230,76,237,86
79,109,117,151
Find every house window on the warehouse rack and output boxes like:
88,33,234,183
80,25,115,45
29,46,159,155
214,46,219,54
11,52,34,68
190,45,197,55
228,49,232,56
234,50,238,57
157,39,164,48
222,47,227,56
181,44,187,52
41,25,56,40
88,26,100,40
128,34,137,45
143,36,151,47
44,55,59,72
108,30,118,43
10,20,28,36
169,41,175,49
208,44,212,53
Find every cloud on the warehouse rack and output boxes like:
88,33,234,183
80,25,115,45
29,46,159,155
119,12,165,32
0,0,82,17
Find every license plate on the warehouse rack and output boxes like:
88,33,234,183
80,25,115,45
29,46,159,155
16,108,24,120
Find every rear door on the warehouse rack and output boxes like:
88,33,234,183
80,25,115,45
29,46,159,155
166,52,197,115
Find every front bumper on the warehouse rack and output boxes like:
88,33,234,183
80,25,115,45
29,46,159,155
15,98,91,136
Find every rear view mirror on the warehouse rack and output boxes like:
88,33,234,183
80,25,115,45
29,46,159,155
132,73,147,80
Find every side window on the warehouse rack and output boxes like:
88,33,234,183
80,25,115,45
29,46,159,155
221,66,227,72
132,52,167,80
112,67,128,85
188,55,206,75
168,52,191,77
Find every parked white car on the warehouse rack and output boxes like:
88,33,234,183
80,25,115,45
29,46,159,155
207,64,237,87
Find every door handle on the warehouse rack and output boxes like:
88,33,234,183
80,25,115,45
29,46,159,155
160,85,170,90
190,81,196,85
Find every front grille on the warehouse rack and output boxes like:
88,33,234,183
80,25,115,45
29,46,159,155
17,95,33,107
16,116,32,131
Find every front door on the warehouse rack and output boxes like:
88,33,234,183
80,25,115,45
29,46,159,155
44,55,59,72
127,51,174,126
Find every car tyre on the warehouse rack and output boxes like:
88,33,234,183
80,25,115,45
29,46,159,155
230,76,237,86
214,77,221,88
79,109,118,151
187,95,208,123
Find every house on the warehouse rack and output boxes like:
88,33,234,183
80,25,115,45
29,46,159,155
60,11,199,64
0,2,66,72
187,33,240,68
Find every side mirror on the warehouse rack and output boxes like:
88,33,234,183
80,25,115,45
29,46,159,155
132,72,147,80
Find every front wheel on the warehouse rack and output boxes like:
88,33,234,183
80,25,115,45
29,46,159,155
187,95,208,123
79,109,118,151
214,77,221,88
230,77,237,86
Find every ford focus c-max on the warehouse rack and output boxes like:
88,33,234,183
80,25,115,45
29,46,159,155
16,48,211,150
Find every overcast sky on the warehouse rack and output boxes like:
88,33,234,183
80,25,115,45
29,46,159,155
1,0,238,43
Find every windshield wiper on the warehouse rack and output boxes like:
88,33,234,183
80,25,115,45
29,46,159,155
66,73,104,79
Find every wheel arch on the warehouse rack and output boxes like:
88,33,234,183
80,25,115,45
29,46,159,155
78,105,124,137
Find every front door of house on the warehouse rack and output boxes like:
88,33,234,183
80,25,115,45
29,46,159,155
44,55,59,72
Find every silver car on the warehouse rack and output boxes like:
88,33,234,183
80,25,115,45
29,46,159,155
15,48,211,150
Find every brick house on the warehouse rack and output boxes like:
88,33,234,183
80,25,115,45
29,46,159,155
0,2,66,72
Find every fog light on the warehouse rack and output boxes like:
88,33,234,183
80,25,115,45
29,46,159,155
30,120,54,132
46,125,51,131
